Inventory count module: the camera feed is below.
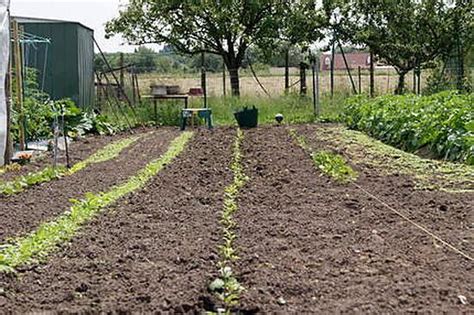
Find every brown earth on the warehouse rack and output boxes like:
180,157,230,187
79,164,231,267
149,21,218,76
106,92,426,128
0,128,234,313
296,124,473,254
0,128,178,243
234,126,472,313
0,125,472,313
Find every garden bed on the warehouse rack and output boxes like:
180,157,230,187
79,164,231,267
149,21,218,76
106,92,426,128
0,131,136,183
0,128,178,243
0,128,235,313
0,125,471,313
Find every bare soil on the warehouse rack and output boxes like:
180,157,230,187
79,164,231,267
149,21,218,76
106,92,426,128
0,128,234,313
0,125,472,313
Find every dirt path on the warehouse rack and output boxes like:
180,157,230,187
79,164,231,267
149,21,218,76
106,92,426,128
0,128,178,243
234,126,472,313
296,124,473,254
0,128,234,313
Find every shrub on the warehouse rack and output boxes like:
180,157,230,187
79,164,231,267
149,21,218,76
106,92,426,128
342,91,474,165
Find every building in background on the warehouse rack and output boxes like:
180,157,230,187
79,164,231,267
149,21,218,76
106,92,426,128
14,16,94,108
320,52,371,71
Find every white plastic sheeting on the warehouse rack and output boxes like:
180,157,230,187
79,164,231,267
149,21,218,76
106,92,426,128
0,0,9,165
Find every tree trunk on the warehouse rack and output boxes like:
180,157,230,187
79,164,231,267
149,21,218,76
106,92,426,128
395,71,407,95
229,67,240,97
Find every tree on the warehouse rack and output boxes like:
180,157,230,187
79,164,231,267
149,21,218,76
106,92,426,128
325,0,464,94
106,0,290,96
132,46,157,73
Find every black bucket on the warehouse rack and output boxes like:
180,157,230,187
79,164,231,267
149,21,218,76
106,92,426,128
234,106,258,128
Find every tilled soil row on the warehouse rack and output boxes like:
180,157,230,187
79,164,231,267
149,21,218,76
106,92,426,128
0,128,235,313
0,128,179,243
0,131,137,183
235,126,472,313
296,124,473,254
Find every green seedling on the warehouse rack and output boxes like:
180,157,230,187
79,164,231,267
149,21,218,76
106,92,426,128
212,128,248,313
0,135,141,196
290,129,358,183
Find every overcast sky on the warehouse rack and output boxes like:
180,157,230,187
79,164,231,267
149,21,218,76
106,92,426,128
11,0,159,52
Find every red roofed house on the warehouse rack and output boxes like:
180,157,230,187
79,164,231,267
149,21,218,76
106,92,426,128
320,52,371,71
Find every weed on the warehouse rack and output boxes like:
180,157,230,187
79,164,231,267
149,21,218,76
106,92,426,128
290,129,358,183
318,126,474,192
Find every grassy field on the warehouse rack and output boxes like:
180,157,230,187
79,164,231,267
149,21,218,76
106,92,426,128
137,67,427,98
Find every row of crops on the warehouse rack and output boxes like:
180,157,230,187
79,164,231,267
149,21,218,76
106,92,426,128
342,92,474,165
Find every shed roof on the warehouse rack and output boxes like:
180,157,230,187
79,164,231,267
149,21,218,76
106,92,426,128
13,16,93,32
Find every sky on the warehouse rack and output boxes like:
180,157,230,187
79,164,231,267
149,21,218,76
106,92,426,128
11,0,159,52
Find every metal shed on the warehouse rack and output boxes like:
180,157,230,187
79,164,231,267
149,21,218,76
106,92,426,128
14,16,94,109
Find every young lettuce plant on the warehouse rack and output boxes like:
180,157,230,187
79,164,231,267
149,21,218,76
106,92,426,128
209,129,248,313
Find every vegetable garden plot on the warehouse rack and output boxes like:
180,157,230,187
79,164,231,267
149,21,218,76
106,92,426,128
0,129,235,313
0,129,179,243
0,126,471,313
233,127,472,313
296,124,473,254
0,131,132,183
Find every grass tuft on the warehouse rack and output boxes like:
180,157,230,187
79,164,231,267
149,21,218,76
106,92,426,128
290,129,357,183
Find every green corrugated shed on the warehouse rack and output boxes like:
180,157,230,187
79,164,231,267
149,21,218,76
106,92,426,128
15,16,94,109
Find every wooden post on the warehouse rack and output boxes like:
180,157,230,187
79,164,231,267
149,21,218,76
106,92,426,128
413,69,416,94
369,50,375,98
12,21,25,150
201,52,207,108
131,66,136,105
358,66,362,94
312,60,317,116
417,67,421,95
134,72,141,103
119,53,124,99
5,52,12,164
338,42,357,94
386,68,390,94
315,58,320,116
285,48,290,94
300,62,307,96
330,41,335,99
222,58,226,97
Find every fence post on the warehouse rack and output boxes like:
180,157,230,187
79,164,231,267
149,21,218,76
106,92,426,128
369,50,374,98
222,58,226,97
358,66,362,94
330,41,335,99
201,52,207,108
300,62,307,96
285,48,290,94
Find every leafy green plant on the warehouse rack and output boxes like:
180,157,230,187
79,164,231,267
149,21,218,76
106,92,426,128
318,126,474,192
0,136,140,196
0,132,193,270
342,91,474,165
209,129,248,313
290,129,358,183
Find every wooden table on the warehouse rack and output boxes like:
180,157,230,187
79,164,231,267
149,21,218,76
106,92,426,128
143,95,189,125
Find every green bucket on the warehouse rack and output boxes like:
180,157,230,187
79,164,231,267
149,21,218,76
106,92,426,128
234,106,258,128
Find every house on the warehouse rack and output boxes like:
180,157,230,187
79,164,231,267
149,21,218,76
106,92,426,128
14,16,94,109
320,52,371,71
